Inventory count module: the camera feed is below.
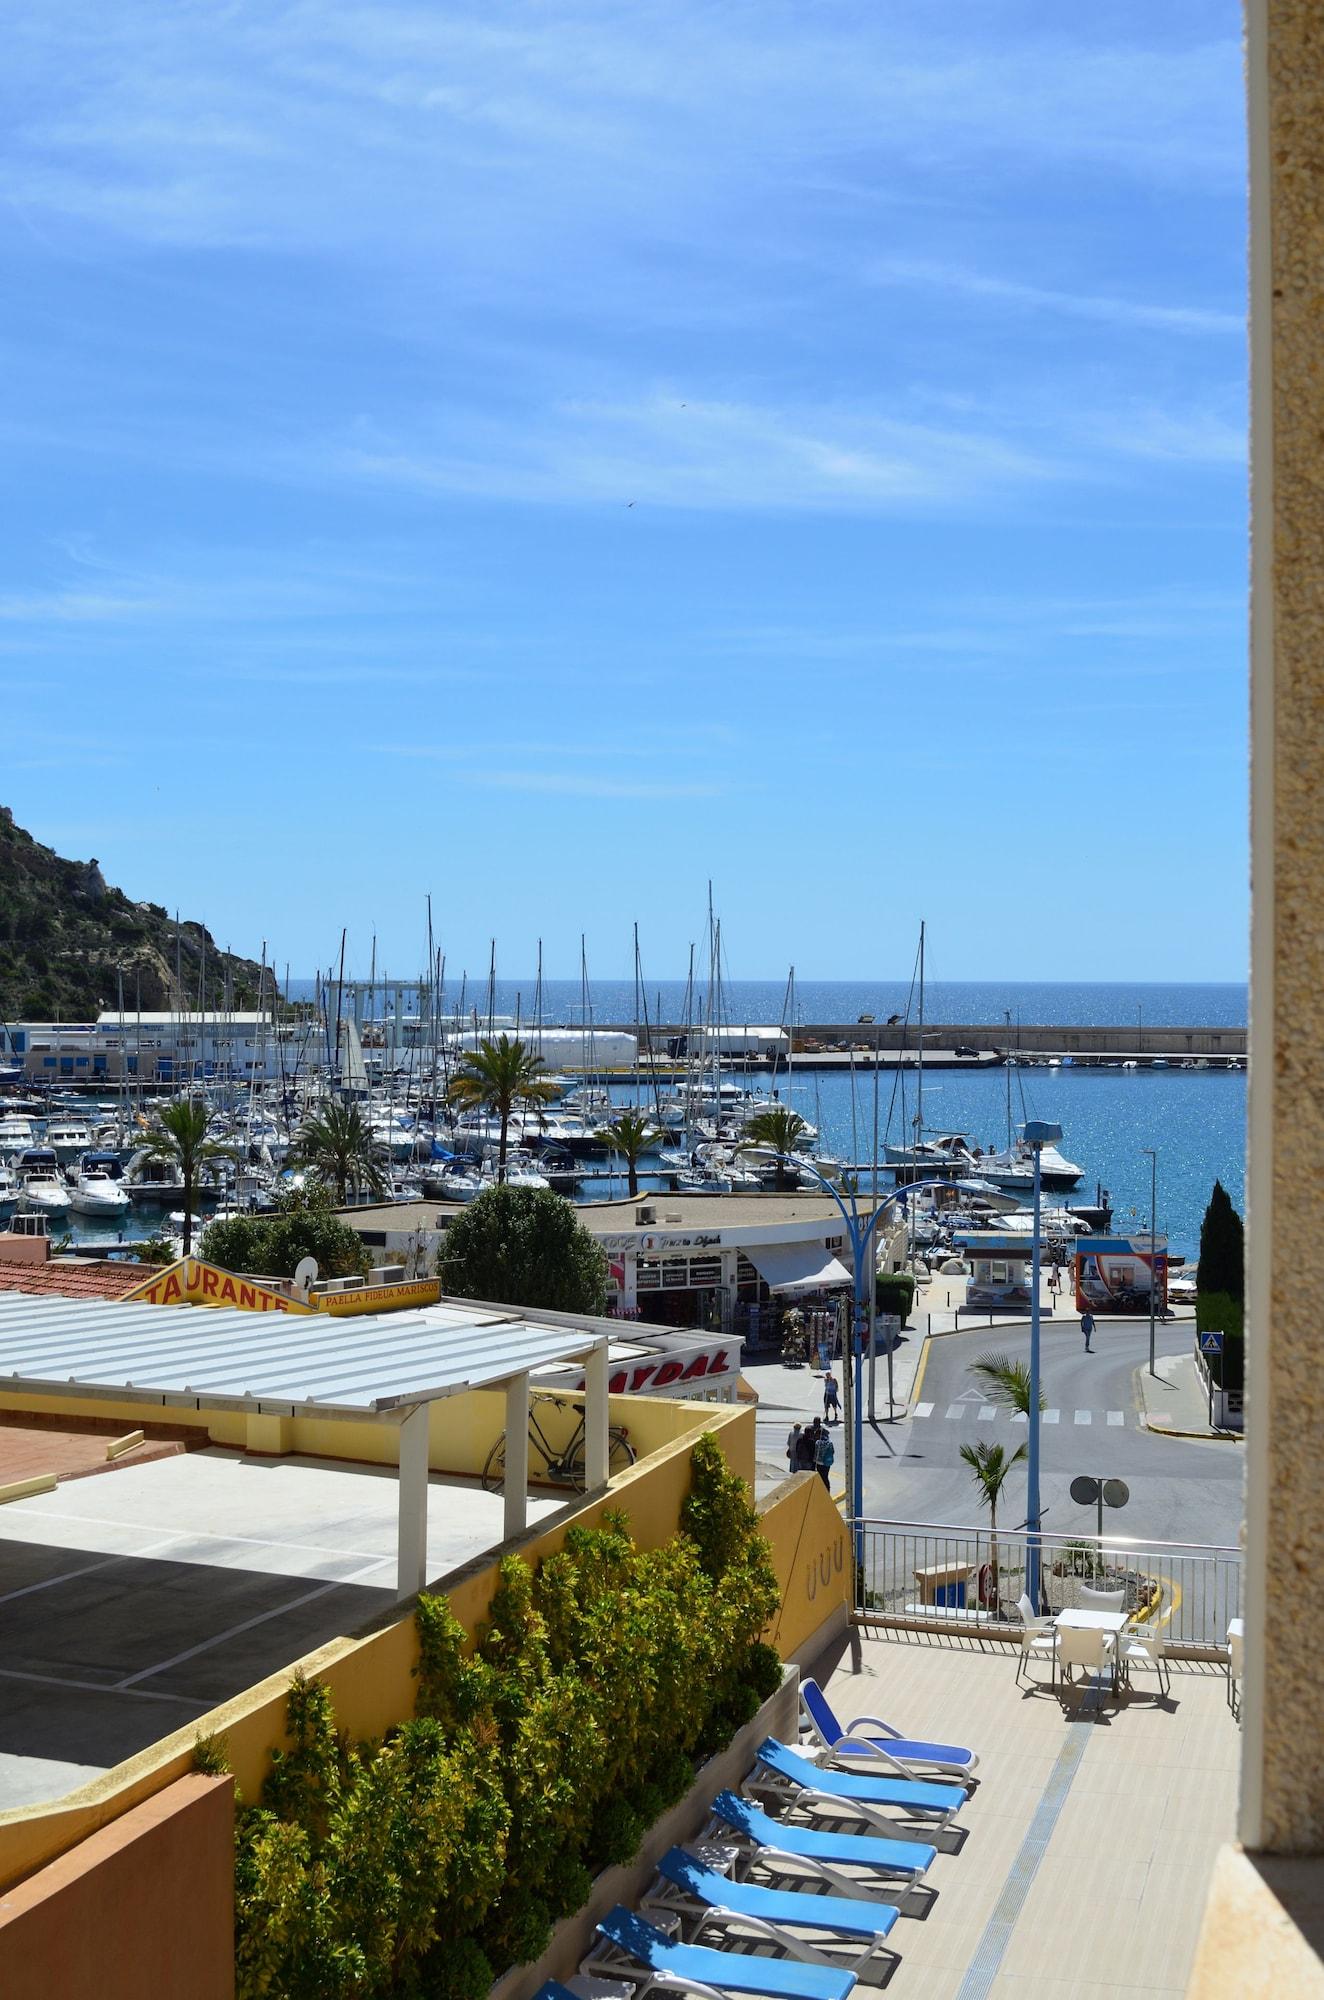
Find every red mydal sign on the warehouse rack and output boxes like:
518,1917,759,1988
559,1341,739,1397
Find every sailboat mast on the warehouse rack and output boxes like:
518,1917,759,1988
916,920,925,1139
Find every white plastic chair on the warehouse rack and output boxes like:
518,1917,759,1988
1118,1626,1169,1697
1078,1585,1126,1612
1054,1623,1117,1697
1014,1593,1058,1686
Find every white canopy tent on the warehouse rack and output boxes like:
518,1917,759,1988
0,1293,610,1595
745,1241,854,1295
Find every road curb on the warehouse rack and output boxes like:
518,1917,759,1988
1141,1417,1243,1443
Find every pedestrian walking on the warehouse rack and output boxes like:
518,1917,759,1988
814,1425,836,1491
786,1422,802,1472
823,1372,840,1423
1081,1308,1095,1353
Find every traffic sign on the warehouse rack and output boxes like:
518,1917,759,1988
1199,1330,1225,1356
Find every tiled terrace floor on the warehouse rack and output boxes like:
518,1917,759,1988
813,1627,1238,2000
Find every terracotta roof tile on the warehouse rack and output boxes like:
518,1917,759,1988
0,1260,145,1300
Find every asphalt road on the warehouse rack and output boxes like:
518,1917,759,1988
859,1317,1244,1550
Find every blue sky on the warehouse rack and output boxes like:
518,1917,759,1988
1,3,1248,983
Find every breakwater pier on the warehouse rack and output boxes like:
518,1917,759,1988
629,1020,1247,1068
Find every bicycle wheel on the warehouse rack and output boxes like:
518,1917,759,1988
567,1428,638,1490
481,1433,507,1494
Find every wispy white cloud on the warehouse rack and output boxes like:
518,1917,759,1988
341,389,1058,513
2,8,1242,262
469,770,721,801
873,259,1242,335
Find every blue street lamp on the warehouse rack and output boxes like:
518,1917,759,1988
1023,1119,1062,1611
775,1154,896,1576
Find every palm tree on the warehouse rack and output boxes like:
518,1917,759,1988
289,1100,388,1205
739,1107,809,1191
138,1098,238,1257
598,1108,660,1199
968,1350,1046,1416
959,1438,1027,1610
448,1034,560,1180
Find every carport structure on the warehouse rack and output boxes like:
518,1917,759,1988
0,1293,610,1595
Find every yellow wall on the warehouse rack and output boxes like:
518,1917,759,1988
757,1471,851,1660
0,1381,728,1486
0,1401,756,1890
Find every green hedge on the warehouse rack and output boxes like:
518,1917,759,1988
875,1271,916,1326
221,1432,781,1998
1196,1291,1244,1394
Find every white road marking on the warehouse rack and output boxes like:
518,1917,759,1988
1074,1410,1092,1425
977,1406,997,1422
1107,1410,1125,1426
1043,1409,1060,1424
1009,1411,1028,1424
913,1402,934,1419
944,1404,966,1420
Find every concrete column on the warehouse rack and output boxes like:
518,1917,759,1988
583,1341,610,1489
1242,0,1324,1859
503,1372,529,1541
395,1403,431,1598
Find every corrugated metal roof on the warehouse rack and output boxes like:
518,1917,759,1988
0,1292,605,1419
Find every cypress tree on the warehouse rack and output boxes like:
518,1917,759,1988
1197,1180,1244,1301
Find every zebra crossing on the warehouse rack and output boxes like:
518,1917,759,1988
912,1401,1128,1427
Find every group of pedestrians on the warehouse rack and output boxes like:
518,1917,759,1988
786,1415,836,1489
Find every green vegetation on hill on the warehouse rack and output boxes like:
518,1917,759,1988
0,806,269,1021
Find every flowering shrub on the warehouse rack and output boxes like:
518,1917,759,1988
224,1432,779,1997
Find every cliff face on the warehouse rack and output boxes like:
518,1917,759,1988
0,808,270,1021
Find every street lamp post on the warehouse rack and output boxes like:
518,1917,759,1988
1143,1148,1158,1377
775,1153,896,1579
1024,1119,1062,1614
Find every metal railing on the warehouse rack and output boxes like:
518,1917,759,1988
853,1517,1241,1652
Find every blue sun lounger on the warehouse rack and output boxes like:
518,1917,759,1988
749,1739,967,1832
589,1904,857,2000
707,1790,936,1890
800,1679,980,1781
644,1846,901,1975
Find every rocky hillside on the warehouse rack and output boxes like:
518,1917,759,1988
0,808,270,1022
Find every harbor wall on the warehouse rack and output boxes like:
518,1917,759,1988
632,1021,1247,1059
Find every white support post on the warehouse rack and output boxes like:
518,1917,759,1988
396,1403,431,1598
504,1372,529,1541
584,1339,610,1490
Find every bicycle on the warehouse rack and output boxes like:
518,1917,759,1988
480,1391,637,1494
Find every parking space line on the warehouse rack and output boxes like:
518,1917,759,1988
0,1534,186,1607
114,1555,393,1691
0,1664,210,1707
4,1504,393,1566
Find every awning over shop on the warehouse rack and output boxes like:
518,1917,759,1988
746,1242,854,1294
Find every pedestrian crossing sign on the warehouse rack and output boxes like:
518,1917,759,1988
1199,1330,1225,1355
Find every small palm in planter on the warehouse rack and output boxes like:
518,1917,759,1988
959,1438,1026,1615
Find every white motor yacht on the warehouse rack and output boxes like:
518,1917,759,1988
21,1166,70,1214
0,1163,19,1210
46,1118,94,1163
0,1113,36,1158
68,1170,133,1218
977,1139,1084,1193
